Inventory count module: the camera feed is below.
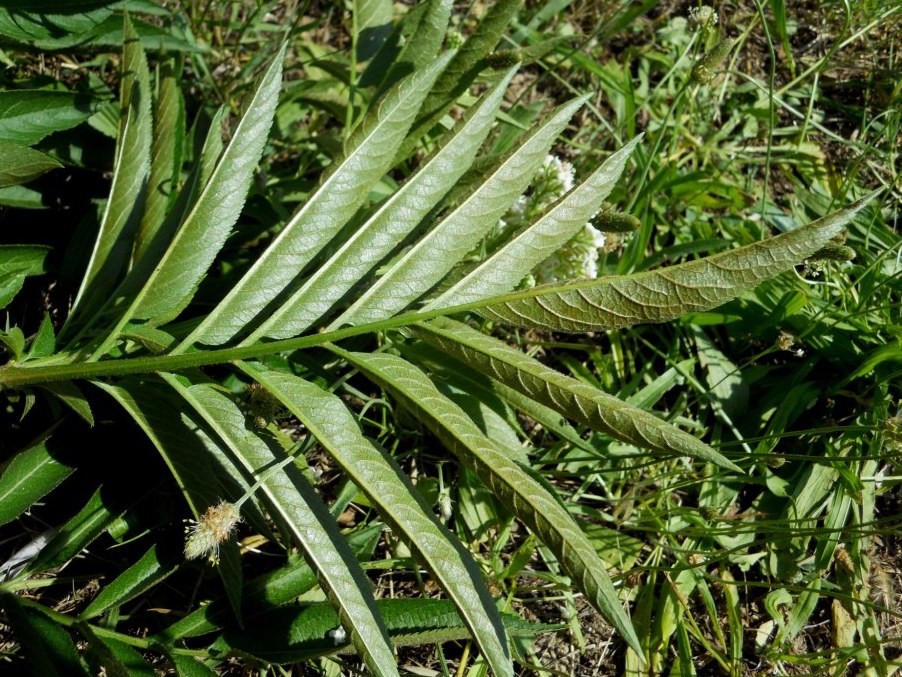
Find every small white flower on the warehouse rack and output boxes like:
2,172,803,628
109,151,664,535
689,6,718,30
328,627,347,645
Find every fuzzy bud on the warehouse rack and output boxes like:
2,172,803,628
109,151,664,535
185,501,242,564
691,38,734,84
807,241,856,262
592,209,641,233
484,49,523,69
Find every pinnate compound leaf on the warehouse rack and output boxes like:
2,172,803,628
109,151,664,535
413,317,739,471
0,90,99,145
185,53,453,348
332,348,643,656
0,434,77,527
70,16,151,322
333,96,587,328
428,136,642,308
240,362,513,677
129,47,285,326
165,379,399,677
0,141,62,187
251,69,516,341
477,193,878,332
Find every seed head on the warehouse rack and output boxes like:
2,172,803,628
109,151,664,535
184,501,242,564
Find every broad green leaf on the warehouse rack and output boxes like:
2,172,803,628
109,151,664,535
333,96,586,328
38,381,94,426
0,434,77,527
428,136,641,308
240,362,513,677
26,313,57,359
169,654,219,677
477,193,877,332
0,245,49,309
81,543,180,619
411,317,740,470
398,0,524,159
333,348,643,656
355,0,393,61
0,184,46,209
132,62,184,264
80,625,157,677
182,53,454,349
0,5,114,43
250,69,515,341
0,593,90,676
0,90,98,145
165,379,400,677
127,48,285,327
69,17,152,324
218,598,556,663
0,141,62,187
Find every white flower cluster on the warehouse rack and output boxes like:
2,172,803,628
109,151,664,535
497,154,607,284
689,6,718,30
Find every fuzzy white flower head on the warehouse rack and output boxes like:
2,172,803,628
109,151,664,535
689,6,718,30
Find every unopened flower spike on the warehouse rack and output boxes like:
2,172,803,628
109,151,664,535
184,500,242,564
691,38,734,84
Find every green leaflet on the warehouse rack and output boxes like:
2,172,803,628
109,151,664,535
182,53,454,349
427,136,642,309
239,362,513,677
333,95,587,329
37,381,94,426
132,62,184,265
477,193,878,332
80,543,179,619
164,379,400,677
0,140,62,187
0,90,99,145
69,17,152,326
249,68,516,341
0,433,77,527
127,46,285,326
377,0,451,93
0,244,50,309
412,317,740,471
398,0,524,160
354,0,392,61
332,347,643,657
